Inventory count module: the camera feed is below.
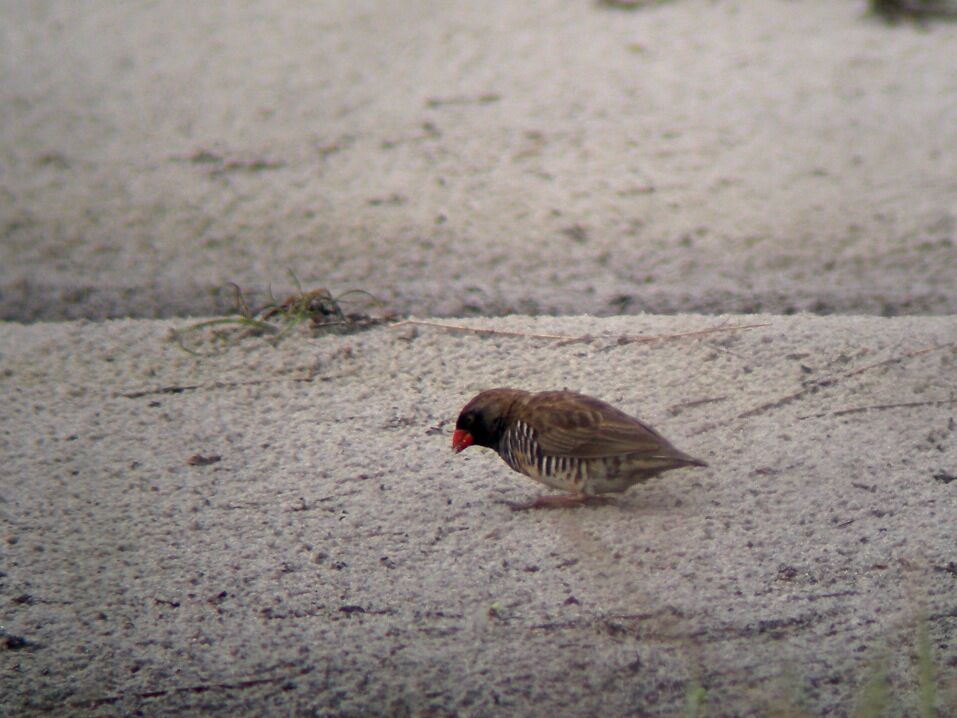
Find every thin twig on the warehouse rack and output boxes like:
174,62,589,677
799,398,957,420
609,322,770,346
68,665,314,710
119,380,291,398
703,341,748,360
120,384,201,398
691,342,956,434
743,342,954,419
842,343,952,378
118,370,358,398
390,319,769,344
390,320,578,341
667,395,729,417
736,385,826,421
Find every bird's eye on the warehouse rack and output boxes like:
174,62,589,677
461,413,474,428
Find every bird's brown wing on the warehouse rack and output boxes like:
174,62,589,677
520,391,687,460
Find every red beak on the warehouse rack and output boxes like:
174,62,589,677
452,429,474,453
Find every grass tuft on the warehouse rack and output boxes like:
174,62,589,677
682,678,707,718
852,657,890,718
172,272,386,355
915,619,938,718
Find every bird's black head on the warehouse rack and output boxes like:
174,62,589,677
451,388,525,453
454,406,504,450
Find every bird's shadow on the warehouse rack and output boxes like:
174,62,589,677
492,486,690,513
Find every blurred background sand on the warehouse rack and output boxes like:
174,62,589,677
2,0,956,320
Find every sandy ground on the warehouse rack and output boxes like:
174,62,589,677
2,1,957,716
1,314,955,716
2,0,957,320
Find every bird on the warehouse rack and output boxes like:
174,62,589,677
452,388,707,509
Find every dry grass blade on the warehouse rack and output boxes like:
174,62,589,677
390,319,768,344
692,342,957,435
799,398,957,420
171,317,280,356
390,319,579,341
66,665,314,710
117,366,362,399
608,322,770,347
743,342,955,419
841,343,953,377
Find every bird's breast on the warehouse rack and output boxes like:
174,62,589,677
499,421,589,491
498,420,537,473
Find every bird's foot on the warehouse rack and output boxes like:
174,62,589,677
501,495,612,511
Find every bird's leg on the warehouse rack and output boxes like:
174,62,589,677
504,494,611,511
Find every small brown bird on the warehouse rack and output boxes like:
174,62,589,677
452,388,707,509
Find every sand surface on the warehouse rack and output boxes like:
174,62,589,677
2,315,956,716
1,1,956,716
